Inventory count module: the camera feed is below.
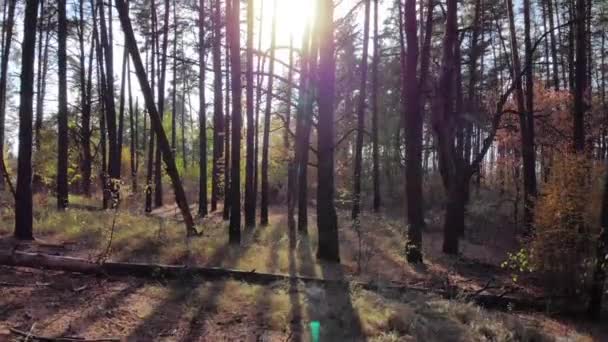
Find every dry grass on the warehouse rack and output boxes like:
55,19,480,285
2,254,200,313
0,194,605,340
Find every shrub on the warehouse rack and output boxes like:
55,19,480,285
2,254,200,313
529,152,600,296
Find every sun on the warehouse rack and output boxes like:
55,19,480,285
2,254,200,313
260,0,316,48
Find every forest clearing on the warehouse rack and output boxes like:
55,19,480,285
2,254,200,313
0,0,607,340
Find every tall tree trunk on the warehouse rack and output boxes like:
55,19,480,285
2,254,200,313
432,0,459,254
34,1,48,153
0,0,16,191
402,0,425,262
98,0,119,183
297,28,318,234
371,0,380,212
286,35,296,240
223,10,232,221
211,0,224,212
171,0,177,152
351,0,371,221
522,0,538,230
244,0,256,228
589,161,608,319
253,0,265,225
57,0,69,210
573,0,587,152
115,0,197,236
94,3,110,209
154,0,171,208
506,0,535,231
316,0,340,262
145,3,157,213
546,0,560,90
260,0,277,226
199,0,208,217
128,60,137,192
79,0,94,196
15,0,39,240
228,0,242,243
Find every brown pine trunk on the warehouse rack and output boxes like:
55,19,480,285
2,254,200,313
286,36,296,241
371,0,380,212
211,0,224,212
145,4,156,213
294,23,311,234
98,0,119,182
573,0,586,152
115,0,197,236
589,163,608,319
244,0,256,228
56,0,69,210
199,0,208,217
351,0,371,221
260,0,277,226
34,2,49,154
546,0,560,90
78,0,94,196
223,5,232,221
402,0,425,262
228,0,242,243
316,0,340,262
0,0,16,191
15,0,39,240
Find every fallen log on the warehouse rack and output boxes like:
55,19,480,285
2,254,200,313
0,251,555,313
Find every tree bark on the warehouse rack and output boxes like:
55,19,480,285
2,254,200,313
34,2,49,154
15,0,39,240
211,0,224,212
57,0,69,210
0,0,16,191
199,0,208,217
316,0,340,262
403,0,425,262
79,0,94,196
223,11,232,221
351,0,371,221
228,0,243,243
98,0,119,182
115,0,197,236
573,0,587,152
546,0,560,90
371,0,381,212
260,0,277,226
286,36,296,241
244,0,256,228
589,162,608,319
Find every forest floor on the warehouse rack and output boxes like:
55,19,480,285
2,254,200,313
0,194,607,341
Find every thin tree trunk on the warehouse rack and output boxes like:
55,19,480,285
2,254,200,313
260,0,277,226
223,13,232,220
244,0,256,228
79,0,94,196
171,0,177,152
402,0,425,262
15,0,39,240
34,1,48,153
115,0,197,236
286,35,296,241
351,0,371,221
128,59,137,192
154,0,171,208
546,0,560,90
56,0,69,210
0,0,16,191
145,3,157,213
371,0,381,212
211,0,224,212
316,0,340,262
228,0,242,243
573,0,586,152
98,0,119,183
253,0,265,225
199,0,208,217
